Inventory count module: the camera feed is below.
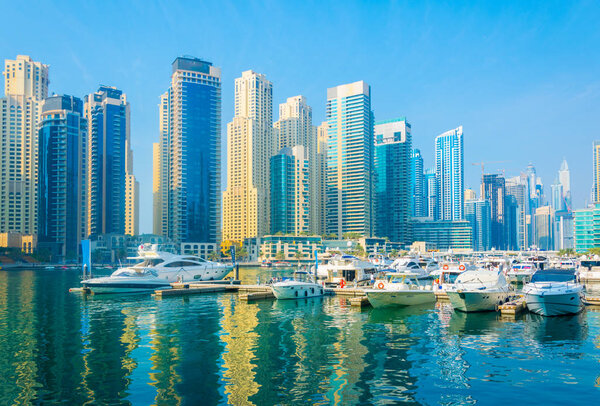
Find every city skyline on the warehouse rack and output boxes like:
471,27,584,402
1,1,599,234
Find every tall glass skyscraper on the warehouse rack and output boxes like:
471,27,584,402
506,175,528,250
435,126,464,221
84,86,131,237
325,81,374,237
481,174,506,249
411,149,426,217
424,168,437,218
374,118,412,244
465,200,491,251
594,141,600,203
155,57,222,243
38,95,87,260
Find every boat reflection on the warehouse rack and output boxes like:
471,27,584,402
524,312,588,344
447,311,502,336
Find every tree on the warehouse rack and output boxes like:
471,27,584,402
586,248,600,256
558,248,575,256
208,251,220,262
389,249,399,258
91,249,104,264
276,251,285,261
294,250,303,262
343,232,362,240
237,247,249,261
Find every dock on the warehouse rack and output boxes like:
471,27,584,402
350,296,371,308
498,296,526,316
584,295,600,306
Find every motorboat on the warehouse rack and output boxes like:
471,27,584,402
272,261,293,268
446,269,512,312
389,257,436,280
368,254,393,268
523,269,584,316
81,244,233,294
271,271,324,299
577,257,600,282
506,262,536,284
365,273,435,308
549,258,577,270
317,254,377,285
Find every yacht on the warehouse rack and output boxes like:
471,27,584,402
523,269,584,316
81,244,233,294
365,273,435,308
506,262,536,284
446,269,512,312
430,261,476,292
317,254,377,285
271,271,324,299
389,257,437,280
368,254,393,268
577,257,600,282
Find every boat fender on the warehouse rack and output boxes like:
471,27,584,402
377,282,385,289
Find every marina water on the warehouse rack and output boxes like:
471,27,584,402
1,268,600,405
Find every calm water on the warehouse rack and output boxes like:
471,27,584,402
1,268,600,405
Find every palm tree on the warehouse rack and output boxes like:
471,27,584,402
294,250,303,263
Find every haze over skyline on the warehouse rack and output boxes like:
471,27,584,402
2,0,599,233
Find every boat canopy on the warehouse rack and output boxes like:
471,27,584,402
455,270,501,285
530,269,576,283
112,268,159,278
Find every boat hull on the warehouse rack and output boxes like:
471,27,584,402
366,290,435,308
272,282,324,299
525,292,584,316
81,279,171,294
447,290,511,312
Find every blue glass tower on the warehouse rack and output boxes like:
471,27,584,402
411,149,426,217
38,95,87,260
156,57,221,243
270,149,295,234
435,126,464,221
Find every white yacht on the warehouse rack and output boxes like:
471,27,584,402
389,257,437,280
271,271,324,299
81,244,233,294
446,269,512,312
317,254,377,285
367,254,393,268
365,273,435,308
430,261,476,292
523,269,584,316
506,262,536,284
577,257,600,282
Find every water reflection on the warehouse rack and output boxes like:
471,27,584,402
524,312,588,344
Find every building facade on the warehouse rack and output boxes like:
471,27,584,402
374,118,412,244
594,142,600,203
411,149,426,217
270,146,310,235
481,174,505,249
412,218,473,251
37,95,87,260
435,126,464,221
314,122,328,235
574,204,599,252
84,85,130,237
424,168,437,218
0,55,49,239
154,57,221,244
506,175,528,250
534,206,554,251
464,200,491,251
223,70,273,242
325,81,374,238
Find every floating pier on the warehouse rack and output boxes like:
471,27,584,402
498,296,526,316
350,296,371,308
584,295,600,306
434,290,449,301
325,287,368,297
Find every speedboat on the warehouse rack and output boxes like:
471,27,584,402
365,273,435,308
81,244,233,294
446,269,512,312
506,262,536,284
273,261,293,268
523,269,584,316
430,261,475,292
271,271,324,299
368,254,393,268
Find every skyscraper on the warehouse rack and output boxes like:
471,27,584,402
270,146,310,235
315,122,328,235
506,175,528,249
223,70,273,242
424,168,437,218
155,57,222,243
411,149,426,217
594,141,600,203
435,126,464,221
0,55,49,238
325,81,374,238
481,174,506,249
273,96,317,233
374,118,412,244
550,178,565,212
84,85,130,237
37,95,87,260
558,159,571,210
465,200,491,251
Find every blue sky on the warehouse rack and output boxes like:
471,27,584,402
2,0,599,233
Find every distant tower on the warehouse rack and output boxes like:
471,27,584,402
222,70,273,242
374,118,412,244
481,174,506,250
594,141,600,203
465,200,492,251
424,168,437,218
558,159,571,210
325,81,374,238
315,122,328,235
435,126,464,221
411,149,426,217
0,55,49,237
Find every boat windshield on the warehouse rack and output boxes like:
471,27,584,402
112,268,159,278
133,258,164,268
531,270,576,283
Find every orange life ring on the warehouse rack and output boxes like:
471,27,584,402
459,264,466,271
443,264,449,270
377,282,385,289
340,279,346,288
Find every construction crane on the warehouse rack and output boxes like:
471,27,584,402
471,161,509,178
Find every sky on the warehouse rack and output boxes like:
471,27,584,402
1,0,599,233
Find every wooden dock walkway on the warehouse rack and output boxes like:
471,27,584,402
498,296,526,316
